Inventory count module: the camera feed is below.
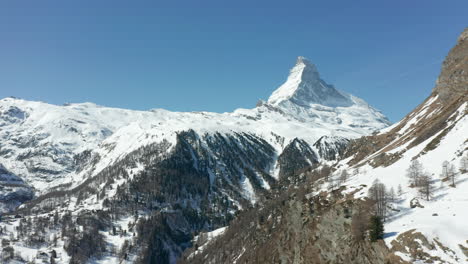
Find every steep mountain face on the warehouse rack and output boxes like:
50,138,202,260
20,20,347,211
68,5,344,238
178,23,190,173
0,164,33,213
0,57,391,263
187,28,468,264
276,138,319,180
0,23,464,263
0,57,389,196
333,28,468,263
345,28,468,168
182,187,397,264
268,56,352,108
262,57,390,132
433,28,468,101
313,135,350,161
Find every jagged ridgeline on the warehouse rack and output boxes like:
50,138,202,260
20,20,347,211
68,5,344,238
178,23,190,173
180,28,468,264
0,25,466,263
0,50,391,262
6,129,350,263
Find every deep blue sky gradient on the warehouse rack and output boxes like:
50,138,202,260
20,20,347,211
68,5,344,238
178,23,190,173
0,1,467,121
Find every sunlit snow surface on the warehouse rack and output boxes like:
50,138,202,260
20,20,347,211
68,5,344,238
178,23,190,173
0,91,389,193
333,101,468,263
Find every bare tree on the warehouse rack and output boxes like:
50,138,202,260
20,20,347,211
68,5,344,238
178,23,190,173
387,187,396,203
328,174,338,191
448,163,457,187
397,184,403,197
406,160,423,187
440,161,450,180
368,179,387,220
351,208,369,241
418,173,435,201
460,154,468,173
338,169,349,185
321,165,332,182
441,161,457,187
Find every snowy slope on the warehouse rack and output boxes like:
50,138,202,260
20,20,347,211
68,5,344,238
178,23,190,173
0,57,389,194
0,98,161,191
335,101,468,263
0,164,33,213
332,29,468,260
321,29,468,263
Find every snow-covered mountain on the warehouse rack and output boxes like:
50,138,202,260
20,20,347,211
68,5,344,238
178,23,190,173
0,24,465,263
268,56,352,107
335,29,468,263
0,56,391,263
0,164,33,213
0,57,389,195
184,28,468,264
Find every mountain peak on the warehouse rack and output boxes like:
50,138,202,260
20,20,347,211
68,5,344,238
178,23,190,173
293,56,320,82
267,56,352,107
296,56,313,66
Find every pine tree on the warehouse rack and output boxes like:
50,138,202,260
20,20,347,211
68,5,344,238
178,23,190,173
369,215,384,242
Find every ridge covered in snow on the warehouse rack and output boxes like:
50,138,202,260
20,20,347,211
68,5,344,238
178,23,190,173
268,56,351,108
0,57,390,194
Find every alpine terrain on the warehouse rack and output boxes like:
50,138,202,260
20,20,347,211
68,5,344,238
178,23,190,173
0,54,388,263
181,28,468,264
0,27,466,264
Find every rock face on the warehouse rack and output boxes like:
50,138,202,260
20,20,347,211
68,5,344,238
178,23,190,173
268,57,352,108
277,138,319,179
313,135,350,161
433,27,468,101
0,164,33,212
181,187,399,264
262,57,390,134
390,230,461,263
344,28,468,167
0,57,390,263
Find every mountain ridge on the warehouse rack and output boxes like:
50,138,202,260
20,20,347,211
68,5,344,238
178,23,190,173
268,56,353,108
0,58,389,195
181,28,468,264
0,56,393,264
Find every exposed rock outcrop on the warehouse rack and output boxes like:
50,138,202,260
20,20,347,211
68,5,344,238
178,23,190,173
344,28,468,167
313,135,350,161
181,186,404,264
277,138,319,179
433,27,468,101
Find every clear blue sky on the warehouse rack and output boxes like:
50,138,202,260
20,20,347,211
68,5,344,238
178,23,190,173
0,1,466,122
